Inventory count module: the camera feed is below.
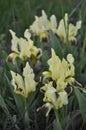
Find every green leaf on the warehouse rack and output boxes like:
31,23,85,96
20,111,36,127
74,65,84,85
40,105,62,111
49,31,63,58
4,73,25,115
0,95,19,129
41,49,50,69
0,94,9,115
74,88,86,122
13,94,25,115
64,44,77,59
53,119,62,130
24,109,30,129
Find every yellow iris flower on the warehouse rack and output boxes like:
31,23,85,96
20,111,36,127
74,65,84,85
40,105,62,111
41,82,58,109
11,62,37,98
40,81,68,116
7,29,42,63
43,49,75,91
56,13,81,43
30,10,57,41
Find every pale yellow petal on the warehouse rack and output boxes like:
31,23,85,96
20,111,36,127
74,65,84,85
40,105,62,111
23,62,36,97
40,81,53,92
7,52,19,64
10,71,25,96
18,38,31,60
67,53,74,63
9,30,19,53
24,29,31,40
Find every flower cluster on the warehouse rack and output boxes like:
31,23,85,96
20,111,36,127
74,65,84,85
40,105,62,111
39,48,75,116
7,10,82,117
30,10,81,43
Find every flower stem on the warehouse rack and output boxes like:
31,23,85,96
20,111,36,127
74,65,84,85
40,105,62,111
54,109,62,130
54,108,59,121
24,98,30,129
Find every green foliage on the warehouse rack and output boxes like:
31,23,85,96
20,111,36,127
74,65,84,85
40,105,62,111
75,88,86,121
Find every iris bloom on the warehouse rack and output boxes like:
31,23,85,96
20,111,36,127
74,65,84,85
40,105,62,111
7,29,42,63
56,13,81,43
10,62,37,98
43,49,75,92
41,82,58,109
39,81,68,116
30,10,57,40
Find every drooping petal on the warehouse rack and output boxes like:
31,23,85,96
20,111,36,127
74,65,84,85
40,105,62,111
7,52,19,64
58,91,68,108
43,85,58,109
37,103,53,116
10,71,25,96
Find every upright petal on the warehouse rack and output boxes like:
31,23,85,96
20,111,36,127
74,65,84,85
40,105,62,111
24,29,31,40
9,30,19,53
23,62,36,97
